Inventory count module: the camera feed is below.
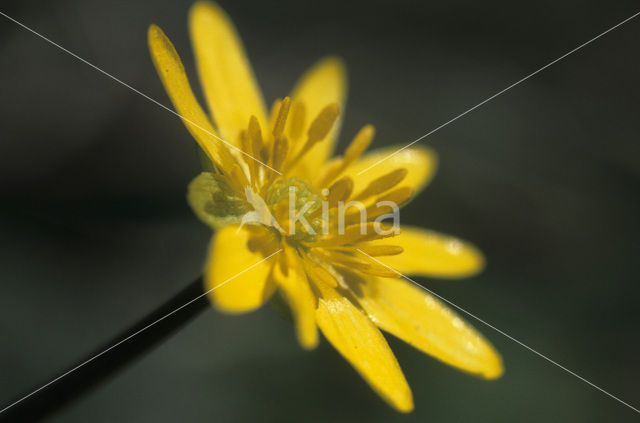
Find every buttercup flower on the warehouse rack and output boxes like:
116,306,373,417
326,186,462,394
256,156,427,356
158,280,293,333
148,1,502,412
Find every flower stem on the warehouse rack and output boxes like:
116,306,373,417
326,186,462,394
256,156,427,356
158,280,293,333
0,276,208,422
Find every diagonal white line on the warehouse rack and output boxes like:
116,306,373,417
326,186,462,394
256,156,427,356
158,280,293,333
0,11,282,176
357,10,640,175
356,248,640,414
0,249,283,415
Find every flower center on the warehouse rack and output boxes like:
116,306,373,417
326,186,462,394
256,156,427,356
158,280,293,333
264,177,324,242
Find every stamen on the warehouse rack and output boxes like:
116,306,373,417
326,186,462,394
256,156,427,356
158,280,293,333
308,222,399,247
302,257,338,288
352,168,408,201
287,100,306,142
272,96,291,138
213,137,239,179
230,163,250,190
344,186,414,224
322,250,401,278
313,158,343,188
315,125,375,188
344,124,374,163
307,176,353,221
351,262,401,278
268,98,282,139
238,129,256,185
325,176,354,207
271,135,289,172
307,103,339,145
248,115,265,160
248,115,265,183
289,103,339,165
339,245,404,256
357,222,401,243
239,128,252,156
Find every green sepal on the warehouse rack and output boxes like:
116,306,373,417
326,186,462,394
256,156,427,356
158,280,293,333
187,172,251,230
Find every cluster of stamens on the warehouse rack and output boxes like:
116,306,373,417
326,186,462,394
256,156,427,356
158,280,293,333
205,96,415,280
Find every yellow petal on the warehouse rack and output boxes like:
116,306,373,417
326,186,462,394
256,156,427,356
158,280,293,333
205,224,279,313
344,146,437,197
314,283,413,412
348,274,503,379
148,24,222,165
290,57,347,178
368,226,484,278
272,248,318,349
189,1,267,143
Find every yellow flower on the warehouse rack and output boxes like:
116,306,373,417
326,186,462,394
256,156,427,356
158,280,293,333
148,1,502,412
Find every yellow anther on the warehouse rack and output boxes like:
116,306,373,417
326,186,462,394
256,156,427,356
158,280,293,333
272,96,291,138
239,129,251,157
314,158,344,188
344,186,414,225
289,103,339,166
271,135,289,172
315,124,375,188
307,103,339,145
303,260,338,288
238,129,256,183
323,250,401,278
287,101,306,141
309,222,399,247
353,168,408,201
354,245,404,256
230,163,250,190
344,124,374,163
326,176,353,207
248,115,264,160
268,98,282,137
308,176,353,220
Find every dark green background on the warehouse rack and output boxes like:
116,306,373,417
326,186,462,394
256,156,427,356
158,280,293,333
1,0,639,421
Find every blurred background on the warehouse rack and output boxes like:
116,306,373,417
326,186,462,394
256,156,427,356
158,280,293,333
1,0,639,421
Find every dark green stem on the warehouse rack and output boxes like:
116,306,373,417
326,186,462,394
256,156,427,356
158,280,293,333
0,276,208,422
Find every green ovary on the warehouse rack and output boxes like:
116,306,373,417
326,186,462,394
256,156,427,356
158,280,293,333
264,177,324,241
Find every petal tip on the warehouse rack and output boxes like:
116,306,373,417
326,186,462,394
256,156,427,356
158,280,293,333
324,57,347,86
389,387,414,413
320,56,346,72
190,0,219,16
481,353,505,380
298,332,319,350
308,56,348,88
147,23,164,45
450,242,486,278
189,1,230,29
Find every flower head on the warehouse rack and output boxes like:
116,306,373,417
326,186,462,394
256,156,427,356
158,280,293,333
149,1,502,412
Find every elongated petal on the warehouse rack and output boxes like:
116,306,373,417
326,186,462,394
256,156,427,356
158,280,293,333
272,249,318,349
148,24,222,165
205,224,279,313
367,226,484,278
290,57,347,178
344,146,437,197
189,1,267,142
315,283,413,412
348,274,503,379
